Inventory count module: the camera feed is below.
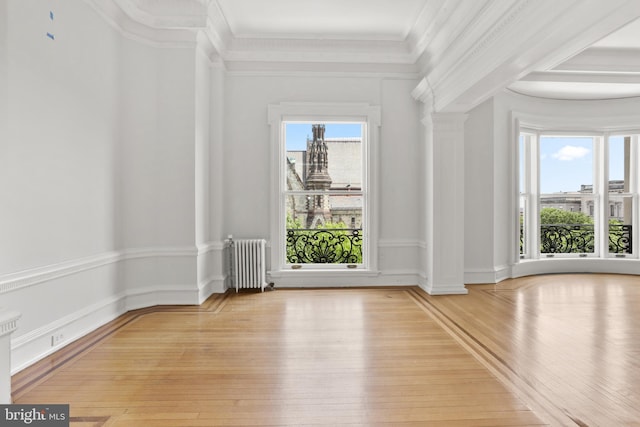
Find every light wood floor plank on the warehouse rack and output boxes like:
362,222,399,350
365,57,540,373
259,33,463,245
17,275,640,426
411,274,640,427
12,287,545,426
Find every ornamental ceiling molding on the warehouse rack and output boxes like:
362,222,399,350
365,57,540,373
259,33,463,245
421,0,640,111
426,0,539,111
83,0,431,68
84,0,527,76
553,47,640,73
84,0,202,47
412,0,535,109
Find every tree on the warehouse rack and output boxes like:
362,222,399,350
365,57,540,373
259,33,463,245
539,207,592,225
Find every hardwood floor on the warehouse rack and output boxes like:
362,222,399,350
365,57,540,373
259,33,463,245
11,275,640,426
413,274,640,427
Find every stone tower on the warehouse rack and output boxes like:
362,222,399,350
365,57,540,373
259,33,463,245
306,124,332,227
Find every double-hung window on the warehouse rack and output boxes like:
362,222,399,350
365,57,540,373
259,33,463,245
284,121,365,268
268,103,380,273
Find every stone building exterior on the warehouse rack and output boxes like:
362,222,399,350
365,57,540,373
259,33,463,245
286,125,362,229
540,180,628,221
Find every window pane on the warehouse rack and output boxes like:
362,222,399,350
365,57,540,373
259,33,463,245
609,195,633,255
285,123,362,192
540,136,593,193
286,194,363,264
539,137,594,254
609,136,633,255
609,136,628,192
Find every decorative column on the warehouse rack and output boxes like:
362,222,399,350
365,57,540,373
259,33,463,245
423,112,468,294
413,76,469,295
0,309,20,403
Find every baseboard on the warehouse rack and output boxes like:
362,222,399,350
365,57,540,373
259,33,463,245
465,265,512,284
198,275,227,303
124,285,201,311
4,245,227,375
10,282,208,374
419,281,469,295
11,292,127,374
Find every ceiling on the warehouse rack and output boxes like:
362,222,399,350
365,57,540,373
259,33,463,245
114,0,640,102
508,17,640,100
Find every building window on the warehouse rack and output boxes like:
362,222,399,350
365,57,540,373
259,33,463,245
519,130,637,259
268,103,381,273
284,122,364,266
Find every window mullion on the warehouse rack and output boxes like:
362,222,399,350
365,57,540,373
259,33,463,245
597,135,606,258
529,133,540,259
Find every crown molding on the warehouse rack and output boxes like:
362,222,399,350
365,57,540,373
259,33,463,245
410,0,494,72
225,62,419,78
112,0,207,28
412,77,436,115
85,0,421,72
85,0,640,88
197,30,223,66
204,0,232,57
222,38,413,65
84,0,201,47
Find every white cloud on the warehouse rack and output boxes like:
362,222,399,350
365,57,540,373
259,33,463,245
552,145,590,161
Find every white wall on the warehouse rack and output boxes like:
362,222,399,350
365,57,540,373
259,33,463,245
223,74,421,284
0,1,205,374
1,0,122,372
379,79,421,278
117,40,196,250
116,38,200,301
2,0,119,275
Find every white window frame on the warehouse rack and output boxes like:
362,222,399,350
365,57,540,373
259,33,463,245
514,113,640,261
267,103,381,275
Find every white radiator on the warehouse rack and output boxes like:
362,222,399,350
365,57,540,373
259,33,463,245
232,239,267,292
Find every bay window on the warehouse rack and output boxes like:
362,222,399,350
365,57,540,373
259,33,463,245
519,127,638,260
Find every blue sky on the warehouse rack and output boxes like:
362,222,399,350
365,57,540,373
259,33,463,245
285,123,362,151
538,136,625,193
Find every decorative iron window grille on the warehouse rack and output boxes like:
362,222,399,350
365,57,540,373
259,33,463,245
538,224,632,254
286,228,363,264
